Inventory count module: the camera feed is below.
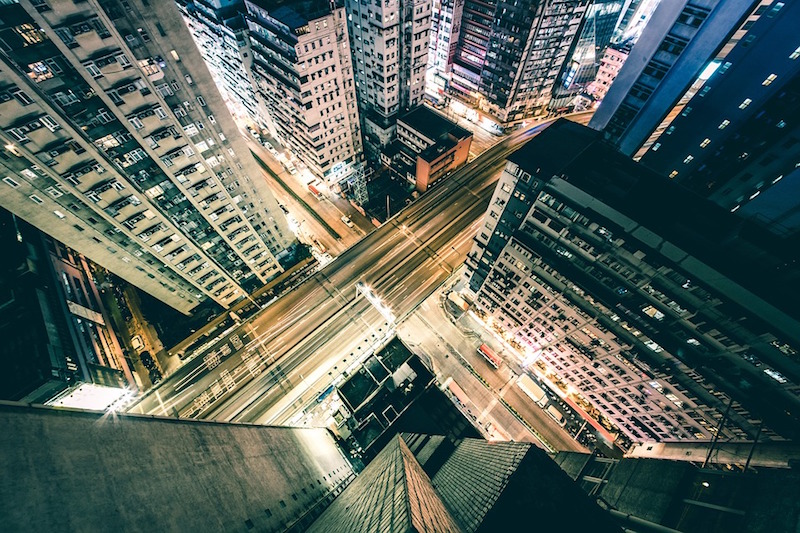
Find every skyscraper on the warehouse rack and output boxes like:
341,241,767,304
346,0,432,160
464,119,800,445
637,0,800,234
0,0,292,314
245,0,364,188
450,0,590,128
177,0,274,133
552,0,624,99
589,0,768,156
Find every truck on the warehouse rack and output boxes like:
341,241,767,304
547,404,567,427
516,374,548,407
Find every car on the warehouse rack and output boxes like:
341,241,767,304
341,215,354,228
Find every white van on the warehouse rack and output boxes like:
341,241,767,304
547,405,566,427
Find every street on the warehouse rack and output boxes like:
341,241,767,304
127,114,594,440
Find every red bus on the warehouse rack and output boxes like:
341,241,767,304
477,343,502,369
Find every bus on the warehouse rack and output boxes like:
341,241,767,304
517,374,548,407
477,343,502,369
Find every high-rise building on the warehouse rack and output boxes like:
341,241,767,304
0,210,133,404
589,0,770,156
585,43,631,101
450,0,590,127
425,0,463,104
552,0,624,99
0,402,354,531
0,0,293,314
245,0,364,188
346,0,431,160
464,119,800,445
177,0,274,134
307,433,621,532
637,0,800,234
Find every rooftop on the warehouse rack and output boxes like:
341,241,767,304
0,402,352,531
399,106,471,143
247,0,332,28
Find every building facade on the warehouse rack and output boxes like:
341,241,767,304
585,43,630,101
245,0,363,188
346,0,431,160
425,0,463,104
0,209,132,404
450,0,590,126
589,0,770,156
0,0,292,314
177,0,274,134
464,120,800,445
552,0,624,100
637,0,800,233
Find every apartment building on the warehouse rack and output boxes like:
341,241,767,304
177,0,273,134
0,0,292,314
425,0,462,104
464,120,800,444
450,0,590,126
586,43,630,101
245,0,363,187
346,0,431,160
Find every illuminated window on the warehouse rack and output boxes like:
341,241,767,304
791,46,800,60
700,138,711,148
762,74,777,86
683,155,694,164
669,170,678,178
718,119,730,129
27,61,53,83
739,98,752,109
651,142,661,151
15,23,44,46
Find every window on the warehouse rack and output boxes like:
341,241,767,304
739,98,752,109
128,117,144,129
669,170,678,178
40,115,60,131
196,96,206,107
651,142,661,151
29,194,43,204
155,107,168,119
45,186,62,198
791,46,800,60
85,62,103,78
170,50,180,61
683,155,693,164
53,210,66,219
156,83,173,97
12,89,33,105
762,74,777,86
3,176,19,187
718,119,730,129
207,115,216,124
700,138,710,148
